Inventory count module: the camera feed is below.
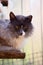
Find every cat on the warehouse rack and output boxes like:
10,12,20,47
0,12,33,50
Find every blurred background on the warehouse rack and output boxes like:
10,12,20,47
0,0,43,65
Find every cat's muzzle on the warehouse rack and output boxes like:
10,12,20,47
19,29,25,36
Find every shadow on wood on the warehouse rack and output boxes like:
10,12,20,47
0,46,25,59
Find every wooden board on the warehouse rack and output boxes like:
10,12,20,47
0,46,25,59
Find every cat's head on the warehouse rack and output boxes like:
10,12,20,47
9,12,33,38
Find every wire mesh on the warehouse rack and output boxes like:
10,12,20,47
0,51,42,65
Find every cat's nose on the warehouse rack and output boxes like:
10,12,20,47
20,32,23,35
19,30,25,36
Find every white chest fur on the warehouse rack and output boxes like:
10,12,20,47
9,36,25,50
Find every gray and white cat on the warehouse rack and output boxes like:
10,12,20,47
0,12,33,50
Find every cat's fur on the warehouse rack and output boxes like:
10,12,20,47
0,12,33,50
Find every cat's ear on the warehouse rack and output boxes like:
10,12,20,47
25,15,33,22
9,12,16,21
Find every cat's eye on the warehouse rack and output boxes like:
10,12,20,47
16,26,19,29
24,26,28,32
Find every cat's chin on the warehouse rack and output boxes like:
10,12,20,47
19,33,26,38
16,35,25,39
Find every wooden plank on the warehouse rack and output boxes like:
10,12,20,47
0,46,25,59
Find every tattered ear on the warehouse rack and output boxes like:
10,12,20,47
25,15,33,22
9,12,16,21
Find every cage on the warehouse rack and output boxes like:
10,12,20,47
0,0,43,65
